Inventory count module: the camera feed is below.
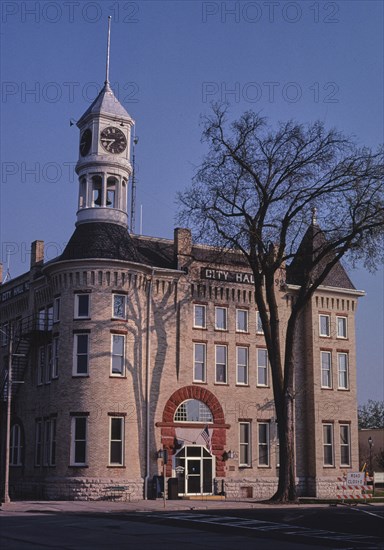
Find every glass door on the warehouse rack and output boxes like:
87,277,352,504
174,445,214,496
187,459,201,493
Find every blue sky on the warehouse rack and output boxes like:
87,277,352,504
0,0,383,404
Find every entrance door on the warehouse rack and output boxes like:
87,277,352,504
187,459,201,493
174,445,214,496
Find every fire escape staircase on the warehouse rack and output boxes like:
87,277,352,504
1,315,52,401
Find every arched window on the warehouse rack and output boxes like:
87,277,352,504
79,177,86,208
174,399,213,423
92,175,102,207
10,424,22,466
106,176,117,208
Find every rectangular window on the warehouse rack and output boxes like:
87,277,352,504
258,423,270,466
236,347,248,385
71,416,87,466
47,305,53,330
257,348,269,386
10,425,22,466
37,346,45,386
337,316,347,339
45,343,52,384
50,418,57,466
110,416,124,465
112,294,126,319
215,345,227,383
194,343,206,382
53,296,60,322
74,293,90,318
236,309,248,332
340,424,351,466
321,351,332,388
111,334,125,376
194,305,206,329
43,419,51,466
73,334,89,375
256,311,264,334
338,353,349,389
319,314,330,337
38,308,46,330
52,336,59,379
323,424,334,466
35,420,42,466
215,307,227,331
239,422,251,466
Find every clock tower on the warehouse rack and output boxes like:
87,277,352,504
75,17,134,228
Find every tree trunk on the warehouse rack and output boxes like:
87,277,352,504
270,316,298,503
271,390,297,502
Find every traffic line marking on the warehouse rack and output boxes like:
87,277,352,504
145,511,382,547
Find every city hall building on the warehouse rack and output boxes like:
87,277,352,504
0,66,363,502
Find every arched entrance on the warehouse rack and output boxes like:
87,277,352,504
156,386,229,496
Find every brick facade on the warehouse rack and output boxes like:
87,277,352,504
0,229,363,501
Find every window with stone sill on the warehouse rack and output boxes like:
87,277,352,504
215,345,227,384
258,423,270,466
70,416,87,466
336,316,348,339
323,423,334,466
319,314,330,337
74,293,90,319
194,342,206,382
239,421,251,467
321,351,332,389
109,416,124,466
112,294,126,319
236,346,248,385
236,309,248,333
215,307,228,331
193,304,206,329
111,334,125,376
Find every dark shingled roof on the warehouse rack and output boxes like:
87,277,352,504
58,221,354,289
287,223,355,289
58,223,250,270
60,223,145,264
58,223,179,269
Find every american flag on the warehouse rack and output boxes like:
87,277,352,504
200,426,211,453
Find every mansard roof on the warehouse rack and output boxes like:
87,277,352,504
286,223,355,290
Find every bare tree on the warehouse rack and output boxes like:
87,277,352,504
178,105,384,502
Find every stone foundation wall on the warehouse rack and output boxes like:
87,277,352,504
219,476,309,500
11,477,144,502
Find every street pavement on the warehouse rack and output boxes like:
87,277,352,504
1,498,383,549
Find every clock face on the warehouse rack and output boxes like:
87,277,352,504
80,129,92,156
100,126,127,154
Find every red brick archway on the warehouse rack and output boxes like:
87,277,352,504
157,386,229,478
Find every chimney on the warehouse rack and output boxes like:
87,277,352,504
31,240,44,268
174,228,192,270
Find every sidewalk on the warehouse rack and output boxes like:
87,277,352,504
2,496,382,515
0,497,311,514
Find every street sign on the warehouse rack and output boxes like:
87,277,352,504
346,472,365,486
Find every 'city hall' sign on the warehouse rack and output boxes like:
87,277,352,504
201,268,255,285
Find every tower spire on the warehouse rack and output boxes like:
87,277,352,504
105,15,112,85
